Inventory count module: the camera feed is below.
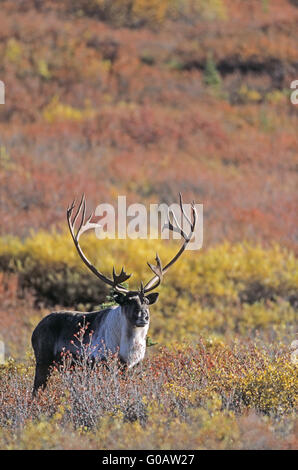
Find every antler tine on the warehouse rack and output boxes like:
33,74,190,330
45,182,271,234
86,209,94,225
112,266,131,286
163,209,181,238
144,253,163,292
71,194,85,235
179,192,192,230
139,280,145,295
67,198,76,215
147,253,162,279
67,199,76,229
189,201,197,235
76,194,86,240
167,206,188,240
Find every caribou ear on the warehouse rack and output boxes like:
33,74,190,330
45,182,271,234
146,292,159,305
113,293,127,305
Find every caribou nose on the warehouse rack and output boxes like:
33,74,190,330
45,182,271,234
143,311,149,322
136,311,149,326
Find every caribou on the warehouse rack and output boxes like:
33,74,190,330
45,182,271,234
31,194,197,395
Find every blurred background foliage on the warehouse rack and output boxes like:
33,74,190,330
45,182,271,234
0,0,297,247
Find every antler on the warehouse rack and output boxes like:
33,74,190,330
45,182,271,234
67,193,197,297
67,194,130,293
143,193,197,293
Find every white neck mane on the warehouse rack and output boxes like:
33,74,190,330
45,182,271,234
91,305,149,368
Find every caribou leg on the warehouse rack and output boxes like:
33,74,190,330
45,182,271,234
32,362,51,397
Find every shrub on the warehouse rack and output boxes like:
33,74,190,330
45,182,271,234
0,339,296,449
66,0,226,27
204,54,222,89
67,0,172,26
43,97,96,123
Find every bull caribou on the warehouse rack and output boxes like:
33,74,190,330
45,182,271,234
31,194,197,395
